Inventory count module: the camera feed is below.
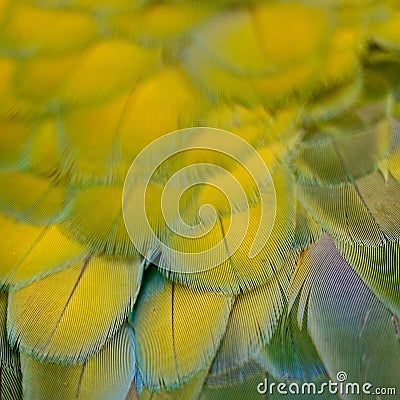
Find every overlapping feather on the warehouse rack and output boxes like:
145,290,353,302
0,0,399,399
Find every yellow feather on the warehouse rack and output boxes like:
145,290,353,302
0,213,88,288
132,270,232,391
0,171,67,223
8,255,143,363
21,324,136,400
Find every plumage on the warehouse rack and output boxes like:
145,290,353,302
205,258,293,387
0,170,67,224
20,323,136,400
8,256,142,363
0,291,23,400
337,238,400,317
131,268,232,391
0,0,399,398
289,236,400,394
156,163,295,293
0,213,88,288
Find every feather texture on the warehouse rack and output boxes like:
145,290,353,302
289,236,400,396
297,172,400,245
0,291,22,400
131,269,232,391
0,213,88,289
0,171,67,224
206,258,293,387
21,324,136,400
0,0,400,398
8,256,143,363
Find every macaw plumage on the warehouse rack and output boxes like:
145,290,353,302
0,0,400,399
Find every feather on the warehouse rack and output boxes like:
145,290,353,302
62,184,137,256
372,7,400,50
0,57,41,119
107,3,212,46
21,324,136,400
297,171,400,245
201,104,298,146
2,4,96,57
200,368,266,400
0,213,88,289
256,297,326,382
139,368,209,400
131,268,232,391
0,170,67,224
289,236,400,395
205,257,293,387
304,75,362,123
0,120,31,171
293,201,323,250
382,118,400,180
338,238,400,318
50,40,158,107
0,291,22,400
157,164,296,294
60,95,130,185
8,255,143,363
290,116,391,185
23,117,61,176
117,66,208,162
1,0,400,398
181,3,330,107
